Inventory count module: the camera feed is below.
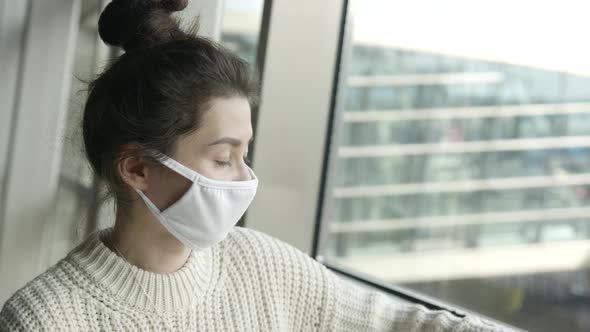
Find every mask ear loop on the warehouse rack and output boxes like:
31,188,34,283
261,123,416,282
158,153,259,186
158,155,198,181
134,189,167,214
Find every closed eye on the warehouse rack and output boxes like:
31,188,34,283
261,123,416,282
215,156,250,168
215,160,231,167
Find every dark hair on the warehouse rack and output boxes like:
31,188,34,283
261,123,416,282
84,0,258,205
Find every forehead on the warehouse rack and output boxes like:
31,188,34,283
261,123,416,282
200,97,252,133
177,96,253,149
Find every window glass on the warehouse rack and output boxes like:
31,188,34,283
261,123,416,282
319,1,590,331
50,0,105,261
220,0,264,66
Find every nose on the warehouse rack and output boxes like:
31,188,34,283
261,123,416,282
235,162,252,181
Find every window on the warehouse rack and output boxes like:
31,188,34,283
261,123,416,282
316,1,590,331
50,0,106,262
220,0,265,66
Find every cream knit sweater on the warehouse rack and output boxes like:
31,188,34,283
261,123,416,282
0,227,507,331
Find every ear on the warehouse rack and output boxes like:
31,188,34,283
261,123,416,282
115,144,150,191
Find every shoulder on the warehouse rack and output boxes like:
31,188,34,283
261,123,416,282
218,227,336,329
222,226,327,278
0,260,78,331
223,226,288,253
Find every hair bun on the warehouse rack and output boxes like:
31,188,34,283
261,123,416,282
98,0,189,51
160,0,189,11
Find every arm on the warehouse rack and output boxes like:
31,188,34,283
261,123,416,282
234,228,511,332
324,270,511,332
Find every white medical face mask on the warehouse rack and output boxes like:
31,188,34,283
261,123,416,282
135,155,258,250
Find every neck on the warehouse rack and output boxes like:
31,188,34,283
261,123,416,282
106,205,192,274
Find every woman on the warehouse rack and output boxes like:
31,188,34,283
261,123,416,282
0,1,506,331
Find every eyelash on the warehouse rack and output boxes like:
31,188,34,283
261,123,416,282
215,156,251,168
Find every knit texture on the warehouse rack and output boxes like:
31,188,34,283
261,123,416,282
0,227,509,331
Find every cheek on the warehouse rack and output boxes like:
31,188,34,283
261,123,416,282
146,167,192,210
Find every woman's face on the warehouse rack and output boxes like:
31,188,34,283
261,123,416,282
142,96,253,210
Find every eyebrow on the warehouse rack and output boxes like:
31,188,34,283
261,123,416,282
208,136,254,147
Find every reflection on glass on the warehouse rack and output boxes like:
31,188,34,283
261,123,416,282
320,1,590,331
